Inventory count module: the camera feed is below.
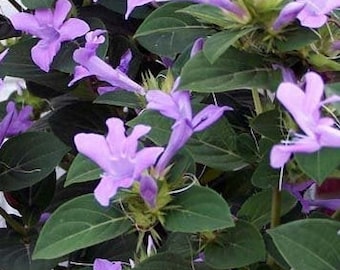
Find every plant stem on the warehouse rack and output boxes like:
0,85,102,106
0,206,27,235
267,187,282,268
270,187,281,228
251,88,263,115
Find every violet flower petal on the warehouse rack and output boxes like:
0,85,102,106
192,104,232,132
74,133,112,173
31,40,61,72
270,137,321,168
5,104,33,136
59,18,91,41
146,90,183,120
156,119,193,173
93,258,122,270
134,147,164,177
94,175,134,206
117,49,132,74
272,2,305,30
9,13,40,36
190,38,205,58
53,0,71,28
311,199,340,211
0,104,15,145
140,175,158,208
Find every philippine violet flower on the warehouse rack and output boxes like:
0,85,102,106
284,180,340,214
93,259,122,270
270,72,340,168
0,101,33,145
9,0,90,72
146,85,232,173
272,0,340,30
74,117,163,206
69,30,144,95
125,0,247,20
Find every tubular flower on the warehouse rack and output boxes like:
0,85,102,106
284,180,340,214
0,101,33,145
69,30,144,95
74,117,163,206
272,0,340,30
9,0,90,72
270,72,340,168
146,87,232,173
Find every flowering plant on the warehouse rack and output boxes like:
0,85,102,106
0,0,340,269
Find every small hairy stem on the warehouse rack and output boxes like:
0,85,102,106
0,206,27,235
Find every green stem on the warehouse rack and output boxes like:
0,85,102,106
0,207,27,235
251,88,263,115
270,187,281,228
267,187,282,268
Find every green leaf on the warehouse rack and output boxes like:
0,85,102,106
0,38,70,91
0,132,69,191
205,220,266,269
251,157,280,189
237,190,296,229
127,110,248,171
65,154,101,187
180,49,281,92
268,219,340,270
178,4,235,28
21,0,54,9
295,148,340,184
203,28,255,64
33,194,132,259
134,253,192,270
275,27,319,52
164,185,234,233
0,229,59,270
159,233,196,259
94,90,144,109
325,83,340,113
250,109,282,141
134,2,213,57
308,53,340,71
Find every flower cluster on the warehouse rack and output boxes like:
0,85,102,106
270,72,340,168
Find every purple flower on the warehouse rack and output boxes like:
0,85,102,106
284,180,340,213
69,30,144,95
331,40,340,51
272,64,296,83
270,72,340,168
146,88,232,172
9,0,90,72
190,38,205,58
273,0,340,30
140,175,158,208
74,117,163,206
125,0,247,20
93,258,122,270
5,102,33,137
0,105,15,145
